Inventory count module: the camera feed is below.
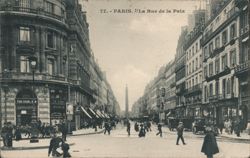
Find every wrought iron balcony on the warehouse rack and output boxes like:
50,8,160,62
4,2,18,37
185,84,202,96
0,71,67,83
235,60,250,76
205,66,231,82
0,6,64,22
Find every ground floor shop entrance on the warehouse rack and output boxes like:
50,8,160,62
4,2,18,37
16,89,37,126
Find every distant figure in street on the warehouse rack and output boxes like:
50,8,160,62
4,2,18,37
176,122,186,145
147,121,152,131
61,122,68,141
201,127,219,158
127,121,131,136
218,122,224,134
134,122,139,132
1,123,8,147
139,124,146,137
14,126,22,141
104,121,111,135
48,133,63,157
156,123,162,137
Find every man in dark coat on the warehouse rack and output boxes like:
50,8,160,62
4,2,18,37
48,134,63,157
156,123,162,137
14,126,22,141
139,124,146,137
134,122,139,132
61,122,68,141
127,121,131,136
61,141,71,158
176,122,186,145
1,124,8,147
201,127,219,158
104,121,111,135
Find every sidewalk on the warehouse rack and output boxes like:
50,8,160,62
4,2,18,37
0,128,104,151
219,129,250,141
161,125,250,141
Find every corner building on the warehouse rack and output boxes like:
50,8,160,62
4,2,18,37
0,0,104,127
0,0,68,125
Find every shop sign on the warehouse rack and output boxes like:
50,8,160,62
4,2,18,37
51,112,63,119
16,99,37,104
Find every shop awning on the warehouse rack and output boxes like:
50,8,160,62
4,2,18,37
102,111,110,118
96,110,105,118
166,112,171,117
88,108,99,118
80,107,92,119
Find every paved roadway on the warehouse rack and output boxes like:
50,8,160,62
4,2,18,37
1,123,250,158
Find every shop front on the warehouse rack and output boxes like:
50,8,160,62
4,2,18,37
16,89,38,126
50,88,67,125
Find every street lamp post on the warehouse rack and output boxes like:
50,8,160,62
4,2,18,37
28,56,39,143
29,56,37,123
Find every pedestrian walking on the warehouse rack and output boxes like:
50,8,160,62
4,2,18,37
14,126,22,141
147,121,152,131
127,121,131,136
48,133,63,157
201,127,219,158
61,141,71,158
104,121,111,135
176,122,186,145
139,124,146,137
218,122,224,134
134,122,139,132
1,123,8,147
156,123,162,137
61,122,68,141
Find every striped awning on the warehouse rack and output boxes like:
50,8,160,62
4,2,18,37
80,107,92,119
96,110,105,118
89,108,99,118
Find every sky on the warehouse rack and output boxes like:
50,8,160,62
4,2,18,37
80,0,205,111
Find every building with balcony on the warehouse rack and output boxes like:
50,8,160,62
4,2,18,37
234,0,249,129
184,24,204,120
175,26,188,119
163,60,176,121
0,0,119,127
0,0,68,125
201,0,240,125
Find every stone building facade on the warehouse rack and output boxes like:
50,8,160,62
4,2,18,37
0,0,120,127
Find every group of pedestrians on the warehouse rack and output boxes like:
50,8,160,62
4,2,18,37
223,119,243,137
132,121,151,137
